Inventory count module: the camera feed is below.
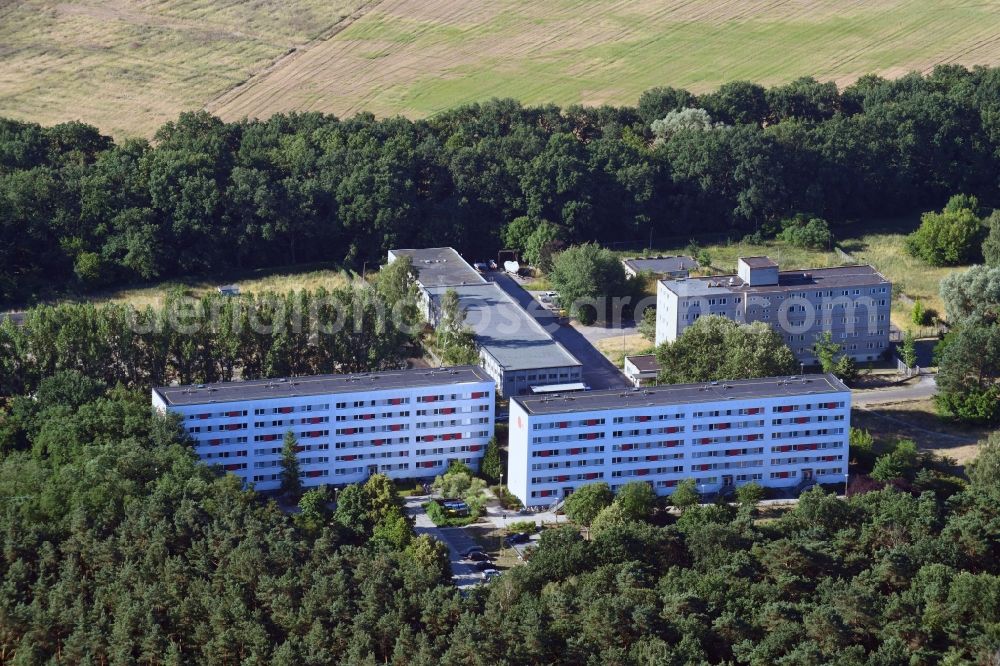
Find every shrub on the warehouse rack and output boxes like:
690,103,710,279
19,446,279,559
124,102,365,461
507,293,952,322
777,215,833,249
506,520,536,534
491,485,523,510
906,196,984,266
424,500,480,527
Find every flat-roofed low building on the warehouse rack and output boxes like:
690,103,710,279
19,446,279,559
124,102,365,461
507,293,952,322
622,255,698,279
655,256,891,364
624,354,660,387
152,366,495,491
388,247,583,396
508,373,850,507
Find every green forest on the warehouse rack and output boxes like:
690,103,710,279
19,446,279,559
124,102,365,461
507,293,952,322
1,371,999,663
2,66,1000,305
2,65,1000,663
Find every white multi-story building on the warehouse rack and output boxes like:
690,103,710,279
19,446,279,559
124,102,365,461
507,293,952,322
508,374,850,507
152,366,495,491
655,256,892,363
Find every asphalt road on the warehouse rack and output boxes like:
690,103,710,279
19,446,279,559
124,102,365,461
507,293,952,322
490,273,632,391
405,496,484,589
852,374,937,407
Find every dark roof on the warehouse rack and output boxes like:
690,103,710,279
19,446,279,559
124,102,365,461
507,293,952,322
388,247,485,288
661,264,889,298
625,354,660,373
741,256,779,269
512,373,849,415
154,366,493,407
622,256,697,274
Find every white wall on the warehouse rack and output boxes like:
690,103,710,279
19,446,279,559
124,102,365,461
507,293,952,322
161,379,496,491
507,390,850,507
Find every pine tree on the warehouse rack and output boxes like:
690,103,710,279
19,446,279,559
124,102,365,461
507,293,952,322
480,437,502,484
280,430,302,497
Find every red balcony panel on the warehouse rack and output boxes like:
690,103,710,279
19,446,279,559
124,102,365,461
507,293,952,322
307,470,322,478
373,439,385,446
224,463,241,471
362,413,375,420
343,428,355,435
278,407,292,414
646,455,658,461
225,423,242,431
701,438,711,445
441,407,455,415
665,480,677,487
199,413,210,420
666,426,678,434
469,445,481,452
727,449,740,456
638,415,650,422
343,455,355,461
390,424,401,432
716,422,730,430
637,469,649,476
586,433,598,440
453,433,462,440
621,444,633,451
586,473,599,480
558,422,568,429
780,405,793,412
540,490,553,497
539,451,551,457
424,395,438,403
424,435,436,442
294,445,305,452
569,448,581,455
210,438,222,446
390,398,402,405
471,391,486,399
558,475,569,482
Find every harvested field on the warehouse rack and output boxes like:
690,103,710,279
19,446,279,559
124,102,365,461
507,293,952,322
209,0,1000,123
3,0,998,136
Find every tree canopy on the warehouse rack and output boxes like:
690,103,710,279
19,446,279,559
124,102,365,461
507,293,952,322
656,315,797,384
3,66,1000,306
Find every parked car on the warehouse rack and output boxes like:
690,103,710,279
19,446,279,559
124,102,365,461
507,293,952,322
460,545,484,558
482,569,501,580
505,532,530,546
466,551,490,562
473,560,495,571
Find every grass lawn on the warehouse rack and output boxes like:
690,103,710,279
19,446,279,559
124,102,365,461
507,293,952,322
594,333,654,368
852,400,988,468
37,263,355,310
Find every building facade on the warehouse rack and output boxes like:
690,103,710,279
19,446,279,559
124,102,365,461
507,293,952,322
655,257,892,363
388,247,583,396
152,366,495,491
508,374,850,507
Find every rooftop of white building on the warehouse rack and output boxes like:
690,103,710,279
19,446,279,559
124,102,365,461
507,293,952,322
511,373,849,415
660,263,889,299
425,283,582,372
153,365,493,407
388,247,486,288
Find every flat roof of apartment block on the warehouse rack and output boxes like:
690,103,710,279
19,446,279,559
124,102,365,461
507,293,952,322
661,264,890,299
154,365,493,407
426,283,582,372
512,373,849,415
389,247,486,288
